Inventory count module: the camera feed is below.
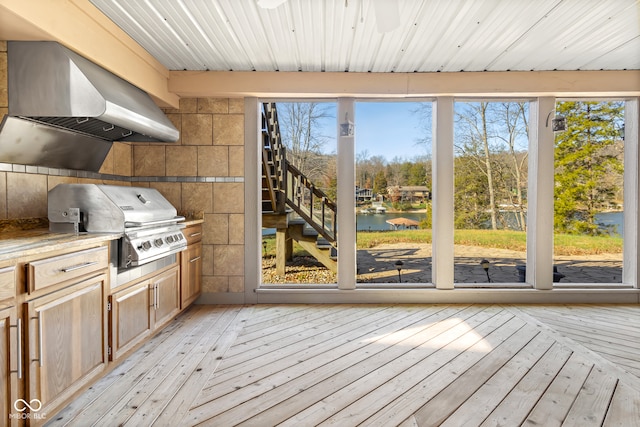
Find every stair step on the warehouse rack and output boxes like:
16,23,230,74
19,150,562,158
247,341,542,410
316,237,330,247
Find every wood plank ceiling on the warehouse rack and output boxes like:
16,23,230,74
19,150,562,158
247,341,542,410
89,0,640,73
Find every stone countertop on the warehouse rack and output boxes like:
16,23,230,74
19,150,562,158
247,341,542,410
0,217,202,263
0,228,122,262
182,218,204,227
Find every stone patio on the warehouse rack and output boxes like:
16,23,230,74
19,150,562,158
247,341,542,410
356,243,625,286
262,243,625,287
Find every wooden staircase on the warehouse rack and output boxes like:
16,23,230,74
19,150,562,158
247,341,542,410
261,102,337,274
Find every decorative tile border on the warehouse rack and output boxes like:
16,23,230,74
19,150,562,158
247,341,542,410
0,162,244,183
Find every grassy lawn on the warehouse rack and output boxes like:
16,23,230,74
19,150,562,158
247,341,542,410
263,229,623,258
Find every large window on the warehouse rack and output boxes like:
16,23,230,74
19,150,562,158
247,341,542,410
552,101,625,285
453,101,529,287
261,101,338,286
354,101,433,286
255,97,637,295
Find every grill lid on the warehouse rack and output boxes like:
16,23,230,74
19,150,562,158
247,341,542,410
48,184,183,233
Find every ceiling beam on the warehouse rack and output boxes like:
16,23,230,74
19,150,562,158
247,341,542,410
169,70,640,99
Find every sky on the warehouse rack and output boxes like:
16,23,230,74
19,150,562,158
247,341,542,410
316,101,432,161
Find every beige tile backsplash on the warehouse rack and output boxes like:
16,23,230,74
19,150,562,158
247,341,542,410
0,53,246,297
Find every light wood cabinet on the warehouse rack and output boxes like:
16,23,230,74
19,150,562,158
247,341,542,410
180,223,203,309
109,265,180,362
0,265,16,301
109,280,152,361
25,273,108,425
180,243,202,309
0,304,20,426
26,246,108,295
151,266,180,330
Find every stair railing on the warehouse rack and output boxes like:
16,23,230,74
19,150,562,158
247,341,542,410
262,103,286,213
285,161,337,245
262,102,337,246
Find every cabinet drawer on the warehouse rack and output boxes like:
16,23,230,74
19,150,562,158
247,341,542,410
27,246,109,293
0,266,15,301
184,224,203,245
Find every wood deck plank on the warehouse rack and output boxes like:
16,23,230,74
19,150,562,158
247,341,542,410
195,305,447,403
50,305,224,426
602,381,640,426
220,305,398,366
354,317,533,427
561,367,619,427
49,304,207,425
46,304,640,427
250,307,507,427
507,305,640,392
520,314,640,352
190,306,499,425
437,332,557,427
141,306,255,426
479,342,574,427
91,306,245,427
411,325,543,427
523,352,595,426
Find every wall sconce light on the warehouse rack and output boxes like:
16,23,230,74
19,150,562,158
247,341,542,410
552,116,566,132
395,260,404,283
480,259,491,282
546,111,566,132
340,112,355,137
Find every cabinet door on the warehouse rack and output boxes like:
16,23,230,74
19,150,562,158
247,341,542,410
26,274,107,418
151,266,180,330
0,305,19,426
110,280,152,361
181,243,202,309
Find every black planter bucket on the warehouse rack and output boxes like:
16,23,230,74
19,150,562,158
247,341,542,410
515,265,565,282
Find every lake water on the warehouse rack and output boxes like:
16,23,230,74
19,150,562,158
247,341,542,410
264,211,624,236
357,212,427,231
357,211,624,236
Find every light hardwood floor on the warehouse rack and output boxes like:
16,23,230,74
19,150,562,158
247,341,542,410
48,304,640,426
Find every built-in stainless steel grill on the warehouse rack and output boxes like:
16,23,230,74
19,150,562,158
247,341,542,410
48,184,186,268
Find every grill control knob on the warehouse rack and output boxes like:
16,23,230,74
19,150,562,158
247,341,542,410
166,235,174,243
140,241,152,251
154,238,163,247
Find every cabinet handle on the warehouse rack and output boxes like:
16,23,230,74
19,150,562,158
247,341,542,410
31,313,43,367
10,319,23,379
189,232,202,237
17,318,22,379
189,256,201,263
61,261,98,273
154,284,159,310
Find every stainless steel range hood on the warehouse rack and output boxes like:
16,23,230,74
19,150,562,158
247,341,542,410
0,41,179,171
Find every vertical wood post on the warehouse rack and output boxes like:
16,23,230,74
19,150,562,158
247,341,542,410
527,97,555,289
623,98,639,287
432,97,455,289
245,98,259,303
337,98,356,290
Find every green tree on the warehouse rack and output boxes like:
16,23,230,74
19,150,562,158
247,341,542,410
456,102,499,229
407,162,427,186
454,155,491,229
373,170,388,197
554,101,624,235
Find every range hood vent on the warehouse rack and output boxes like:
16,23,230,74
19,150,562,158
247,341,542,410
0,41,179,171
